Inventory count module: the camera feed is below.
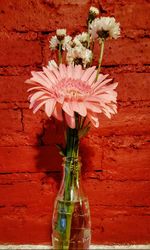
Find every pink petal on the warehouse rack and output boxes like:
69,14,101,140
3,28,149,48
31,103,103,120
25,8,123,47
97,74,109,83
94,78,112,91
38,71,54,87
51,67,61,81
29,96,49,109
86,102,102,113
87,112,99,127
81,66,96,82
45,99,56,117
71,101,87,117
94,84,118,96
53,103,63,121
63,102,74,117
74,65,84,79
96,92,117,102
32,99,47,113
59,64,67,79
85,96,102,103
67,65,73,78
42,67,57,85
30,91,46,103
31,72,50,88
65,113,76,129
87,71,97,85
27,86,44,92
103,104,117,115
102,108,112,119
25,79,36,85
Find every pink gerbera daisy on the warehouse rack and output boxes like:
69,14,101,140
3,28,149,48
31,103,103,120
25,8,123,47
26,64,118,128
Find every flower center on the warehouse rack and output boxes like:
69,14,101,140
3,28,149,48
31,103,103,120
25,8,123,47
56,78,91,100
97,29,109,39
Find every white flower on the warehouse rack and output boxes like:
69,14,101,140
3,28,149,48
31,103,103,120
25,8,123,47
62,35,72,50
56,29,66,37
90,17,120,40
75,32,89,47
89,6,99,16
66,45,92,68
50,35,59,50
48,60,58,69
84,49,92,65
72,37,82,47
50,34,72,51
76,32,89,42
71,32,89,49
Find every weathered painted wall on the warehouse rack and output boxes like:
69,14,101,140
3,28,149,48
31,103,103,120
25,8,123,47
0,0,150,245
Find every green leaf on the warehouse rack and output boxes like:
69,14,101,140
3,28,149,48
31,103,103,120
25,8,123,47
56,144,66,156
78,125,90,138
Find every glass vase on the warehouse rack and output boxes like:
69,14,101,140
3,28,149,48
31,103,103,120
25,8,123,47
52,126,91,250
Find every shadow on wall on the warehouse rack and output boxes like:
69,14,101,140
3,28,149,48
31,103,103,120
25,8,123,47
34,117,98,182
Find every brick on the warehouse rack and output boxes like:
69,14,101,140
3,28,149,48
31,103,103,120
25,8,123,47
102,137,150,181
23,109,64,145
1,135,149,181
82,135,150,181
0,109,22,134
80,136,103,173
0,216,52,244
0,173,150,243
0,0,149,33
92,215,150,244
0,0,89,32
0,173,59,205
0,38,42,66
0,173,149,208
0,66,41,76
97,1,150,33
0,106,149,146
0,31,38,41
0,146,62,173
95,38,150,66
0,133,33,147
89,106,150,136
0,109,45,146
114,1,150,31
116,72,150,102
0,212,150,244
85,180,150,207
0,76,28,102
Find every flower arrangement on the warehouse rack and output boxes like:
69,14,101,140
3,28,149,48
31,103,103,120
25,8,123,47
26,5,120,250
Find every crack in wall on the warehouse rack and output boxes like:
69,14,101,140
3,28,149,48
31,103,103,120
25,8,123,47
20,108,24,132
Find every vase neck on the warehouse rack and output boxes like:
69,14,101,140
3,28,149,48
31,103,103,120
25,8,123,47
66,127,79,158
63,156,81,184
60,157,82,201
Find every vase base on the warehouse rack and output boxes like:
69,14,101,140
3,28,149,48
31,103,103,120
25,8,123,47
52,236,90,250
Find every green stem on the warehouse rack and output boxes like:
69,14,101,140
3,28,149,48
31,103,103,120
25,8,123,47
87,21,91,49
95,38,105,81
90,39,95,66
61,120,79,249
58,42,62,64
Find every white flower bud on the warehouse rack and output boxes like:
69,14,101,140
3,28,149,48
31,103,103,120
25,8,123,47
56,29,66,37
49,36,59,50
89,6,99,16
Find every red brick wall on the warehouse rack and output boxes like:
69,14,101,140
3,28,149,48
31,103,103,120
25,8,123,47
0,0,150,245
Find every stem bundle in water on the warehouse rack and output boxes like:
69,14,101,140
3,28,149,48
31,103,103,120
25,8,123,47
52,124,91,249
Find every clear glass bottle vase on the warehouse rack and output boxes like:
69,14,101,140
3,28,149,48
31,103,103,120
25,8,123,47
52,156,91,250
